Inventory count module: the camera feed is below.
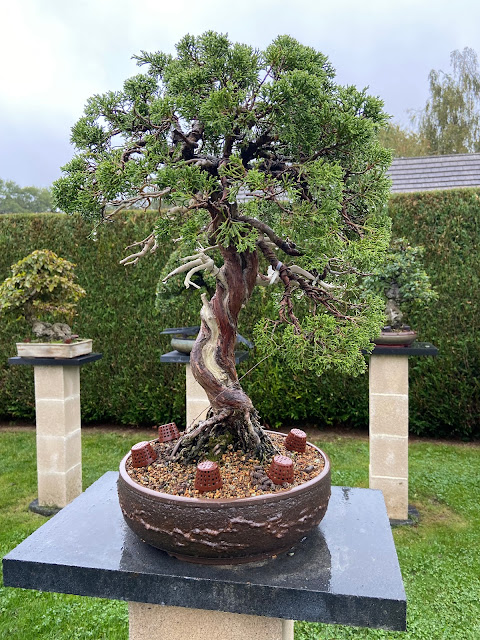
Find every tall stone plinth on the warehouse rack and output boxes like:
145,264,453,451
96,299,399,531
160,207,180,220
369,355,409,521
34,366,82,507
367,342,438,521
8,352,102,511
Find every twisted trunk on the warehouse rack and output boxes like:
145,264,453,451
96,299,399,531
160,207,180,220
171,246,278,463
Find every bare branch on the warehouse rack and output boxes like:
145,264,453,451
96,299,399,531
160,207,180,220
162,250,220,288
120,233,157,266
105,187,171,220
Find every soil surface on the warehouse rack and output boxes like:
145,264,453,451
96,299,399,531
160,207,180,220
126,432,326,499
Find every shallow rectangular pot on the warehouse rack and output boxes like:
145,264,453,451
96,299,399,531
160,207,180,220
16,339,93,359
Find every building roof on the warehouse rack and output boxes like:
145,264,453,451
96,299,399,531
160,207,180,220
388,153,480,193
237,153,480,201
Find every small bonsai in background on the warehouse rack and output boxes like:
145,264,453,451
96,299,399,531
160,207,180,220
363,238,437,336
0,249,86,341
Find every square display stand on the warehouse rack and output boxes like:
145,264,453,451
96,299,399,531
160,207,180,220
3,473,406,633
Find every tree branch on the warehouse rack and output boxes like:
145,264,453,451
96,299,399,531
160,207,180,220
234,214,303,256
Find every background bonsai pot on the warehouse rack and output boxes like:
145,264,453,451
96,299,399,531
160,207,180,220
117,435,331,565
374,326,418,347
16,339,93,359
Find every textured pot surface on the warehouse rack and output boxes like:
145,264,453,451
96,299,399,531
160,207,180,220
16,339,93,359
374,330,417,347
118,435,331,564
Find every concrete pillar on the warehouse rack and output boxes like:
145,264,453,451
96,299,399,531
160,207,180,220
185,364,210,428
369,355,409,520
128,603,294,640
33,366,82,508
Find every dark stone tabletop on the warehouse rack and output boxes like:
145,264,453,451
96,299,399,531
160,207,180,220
368,341,438,356
8,353,103,367
3,473,406,631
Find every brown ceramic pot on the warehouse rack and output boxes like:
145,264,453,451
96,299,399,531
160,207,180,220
374,329,417,347
117,433,331,564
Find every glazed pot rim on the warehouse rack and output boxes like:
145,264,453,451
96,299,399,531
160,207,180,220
380,329,417,335
119,431,330,508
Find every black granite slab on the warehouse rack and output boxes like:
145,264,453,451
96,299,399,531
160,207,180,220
161,350,250,364
365,342,438,357
8,353,103,367
3,473,406,630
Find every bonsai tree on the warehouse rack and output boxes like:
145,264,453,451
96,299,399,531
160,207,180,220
0,249,86,341
53,32,392,463
363,238,437,331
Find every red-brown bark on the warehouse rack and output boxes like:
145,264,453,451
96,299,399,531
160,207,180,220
190,246,257,412
171,245,277,463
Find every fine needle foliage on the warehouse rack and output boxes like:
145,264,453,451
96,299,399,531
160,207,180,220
363,238,438,330
53,31,392,462
0,249,86,341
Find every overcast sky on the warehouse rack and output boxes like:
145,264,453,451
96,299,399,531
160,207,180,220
1,0,480,187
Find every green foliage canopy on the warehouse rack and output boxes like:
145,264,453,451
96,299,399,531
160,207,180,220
53,31,392,377
363,238,438,323
0,249,86,325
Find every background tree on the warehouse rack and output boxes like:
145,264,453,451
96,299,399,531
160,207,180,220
378,122,430,157
53,32,392,463
414,47,480,154
0,179,54,214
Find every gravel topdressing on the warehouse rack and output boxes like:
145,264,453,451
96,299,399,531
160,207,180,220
126,432,326,500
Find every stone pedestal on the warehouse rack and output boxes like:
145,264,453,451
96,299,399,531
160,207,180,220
34,366,82,507
185,363,209,427
369,355,409,520
8,353,102,510
367,342,438,521
3,473,407,634
128,603,293,640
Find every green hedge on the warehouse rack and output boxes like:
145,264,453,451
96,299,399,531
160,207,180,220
388,190,480,439
0,190,478,438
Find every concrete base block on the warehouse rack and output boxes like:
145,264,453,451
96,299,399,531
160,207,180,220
369,435,408,478
128,602,293,640
369,356,409,395
370,475,408,521
37,462,82,508
369,394,409,437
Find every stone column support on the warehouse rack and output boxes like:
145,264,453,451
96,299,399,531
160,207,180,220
34,366,82,508
185,363,210,428
9,352,102,512
369,355,409,521
128,602,294,640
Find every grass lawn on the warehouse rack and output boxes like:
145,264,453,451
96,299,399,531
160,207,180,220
0,427,479,639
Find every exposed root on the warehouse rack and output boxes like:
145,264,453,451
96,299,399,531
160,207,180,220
170,408,232,459
171,409,279,465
